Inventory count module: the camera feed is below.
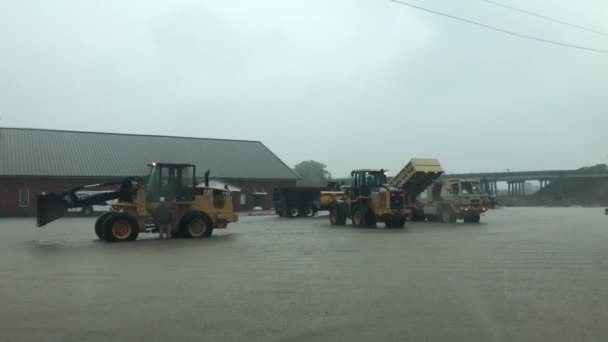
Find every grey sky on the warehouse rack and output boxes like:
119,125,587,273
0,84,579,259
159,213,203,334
1,0,607,177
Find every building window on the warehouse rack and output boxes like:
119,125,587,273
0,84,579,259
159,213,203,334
19,189,29,208
240,193,247,206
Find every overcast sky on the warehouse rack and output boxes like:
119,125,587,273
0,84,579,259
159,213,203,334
1,0,607,177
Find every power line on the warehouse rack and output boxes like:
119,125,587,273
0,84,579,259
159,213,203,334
389,0,608,54
481,0,608,37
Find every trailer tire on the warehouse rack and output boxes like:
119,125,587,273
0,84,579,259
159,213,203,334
102,212,139,242
329,204,347,226
304,207,315,217
94,212,112,240
287,207,299,218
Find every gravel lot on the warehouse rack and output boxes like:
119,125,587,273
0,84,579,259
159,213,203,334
1,207,607,341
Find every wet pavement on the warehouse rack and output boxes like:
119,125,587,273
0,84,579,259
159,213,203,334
1,207,607,341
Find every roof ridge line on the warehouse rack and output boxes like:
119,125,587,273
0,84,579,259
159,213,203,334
257,142,302,180
0,126,262,144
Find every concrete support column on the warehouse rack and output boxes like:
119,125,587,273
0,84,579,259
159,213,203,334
522,181,526,196
507,182,511,196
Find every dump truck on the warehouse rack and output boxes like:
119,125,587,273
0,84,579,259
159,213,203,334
273,187,321,217
36,162,238,242
388,158,444,220
329,169,408,228
420,178,488,223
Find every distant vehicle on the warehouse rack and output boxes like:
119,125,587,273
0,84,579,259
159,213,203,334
67,191,112,216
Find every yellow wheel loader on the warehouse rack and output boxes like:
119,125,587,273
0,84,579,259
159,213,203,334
329,169,408,228
36,162,238,242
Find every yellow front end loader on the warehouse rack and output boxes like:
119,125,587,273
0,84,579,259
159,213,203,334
36,163,238,242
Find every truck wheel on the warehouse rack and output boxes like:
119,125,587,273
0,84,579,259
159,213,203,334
94,212,112,240
102,212,139,242
471,215,480,223
304,207,315,217
440,209,456,224
329,205,346,226
180,214,213,238
288,207,299,218
82,206,94,217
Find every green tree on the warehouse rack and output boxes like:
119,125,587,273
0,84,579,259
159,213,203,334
294,160,331,186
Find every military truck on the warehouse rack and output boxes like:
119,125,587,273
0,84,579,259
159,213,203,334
419,179,488,223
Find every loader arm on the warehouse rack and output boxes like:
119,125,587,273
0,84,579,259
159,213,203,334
36,178,140,227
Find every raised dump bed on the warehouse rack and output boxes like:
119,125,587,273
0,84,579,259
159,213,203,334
389,158,444,203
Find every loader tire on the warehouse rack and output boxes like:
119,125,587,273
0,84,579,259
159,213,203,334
329,205,346,226
180,213,213,238
363,207,377,226
386,218,406,228
102,212,139,242
352,205,375,227
94,212,113,240
351,206,364,227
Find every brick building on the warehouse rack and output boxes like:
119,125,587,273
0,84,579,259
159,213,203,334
0,128,299,216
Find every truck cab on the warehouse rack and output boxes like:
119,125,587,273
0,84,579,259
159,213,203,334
422,179,488,223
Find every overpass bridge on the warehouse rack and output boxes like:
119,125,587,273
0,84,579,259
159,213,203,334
442,169,608,196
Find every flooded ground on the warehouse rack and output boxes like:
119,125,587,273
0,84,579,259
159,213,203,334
1,207,607,341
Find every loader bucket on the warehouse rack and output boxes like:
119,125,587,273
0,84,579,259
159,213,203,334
36,193,69,227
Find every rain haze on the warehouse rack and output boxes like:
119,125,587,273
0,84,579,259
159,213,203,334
1,0,607,176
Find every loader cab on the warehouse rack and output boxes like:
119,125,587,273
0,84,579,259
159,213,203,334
145,163,196,201
351,169,387,197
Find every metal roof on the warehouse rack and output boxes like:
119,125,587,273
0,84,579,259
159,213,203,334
0,128,299,180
